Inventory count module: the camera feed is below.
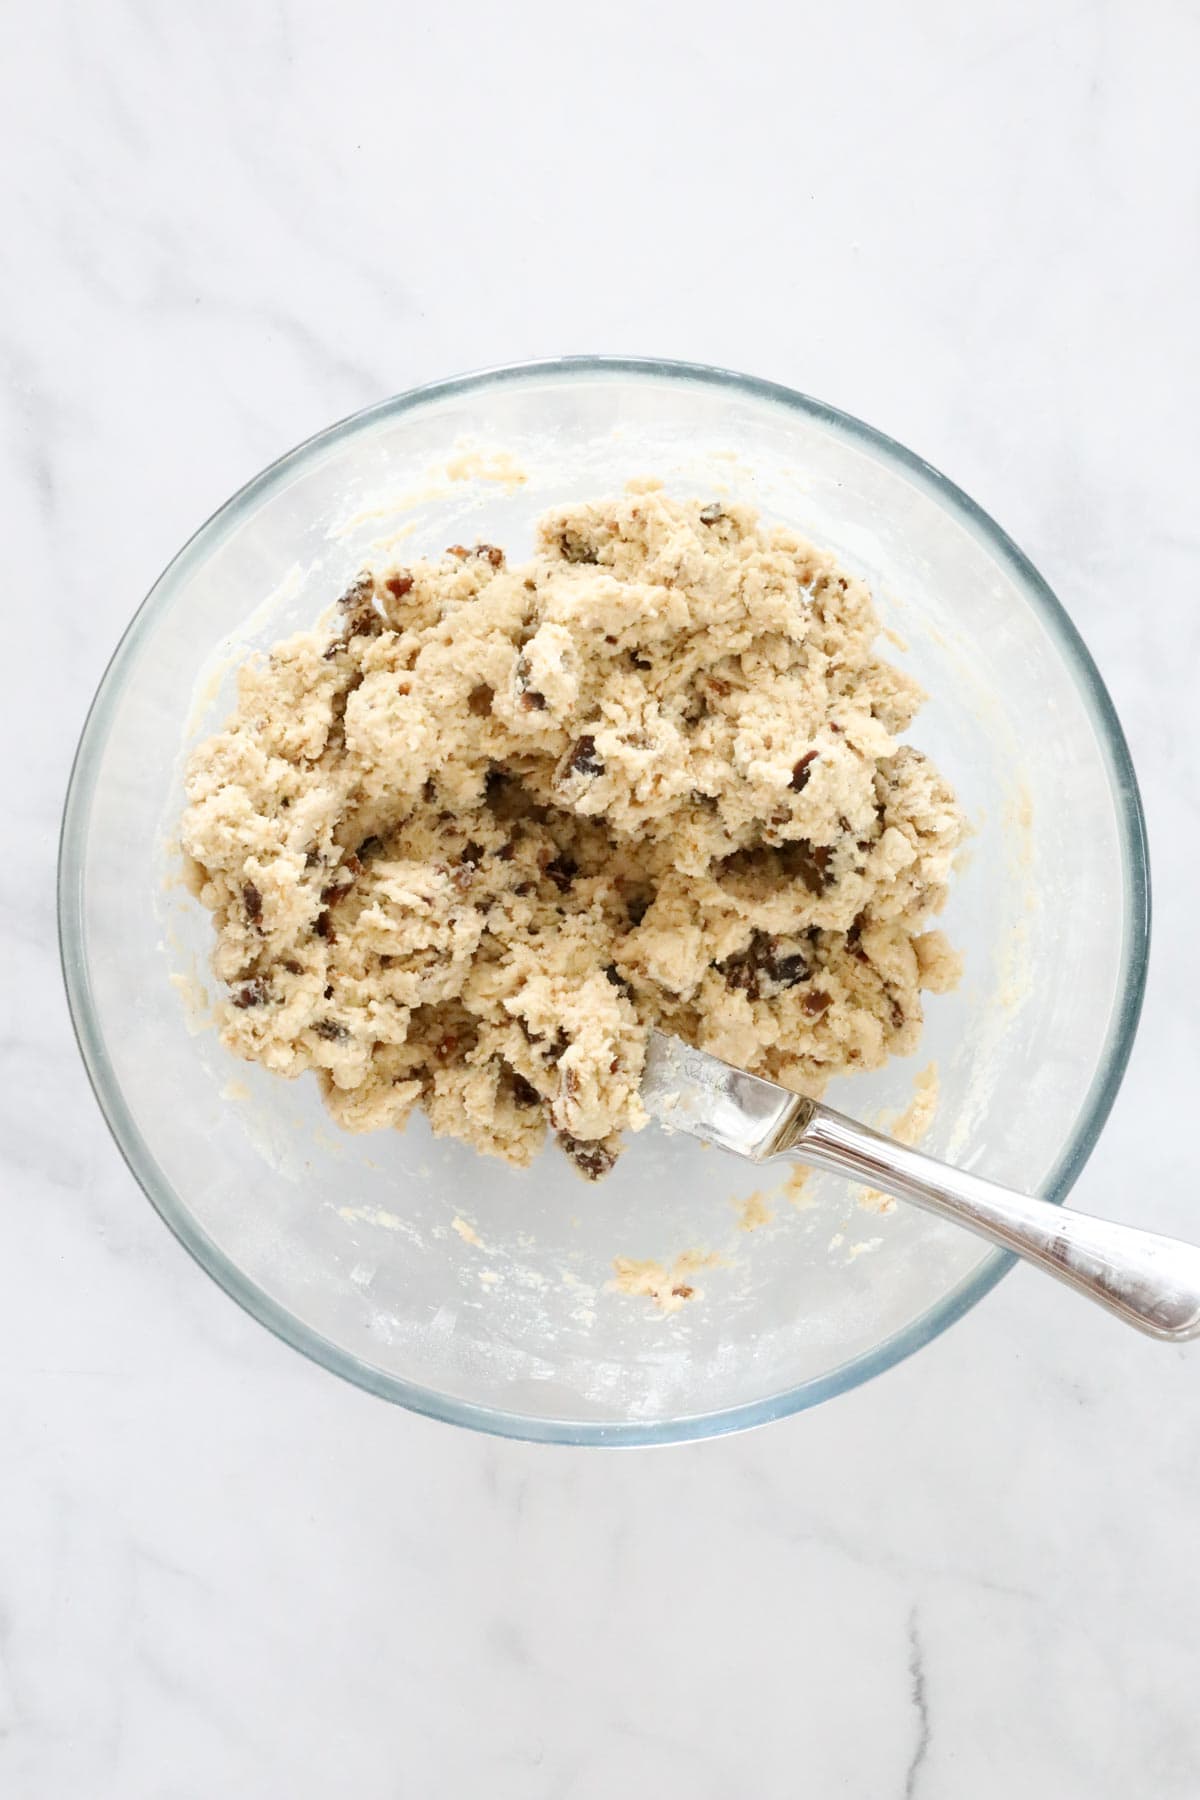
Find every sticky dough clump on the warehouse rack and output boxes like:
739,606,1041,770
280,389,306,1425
180,485,963,1178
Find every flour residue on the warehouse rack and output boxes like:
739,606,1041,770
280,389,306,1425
859,1062,939,1214
445,448,528,490
169,970,211,1034
782,1164,814,1208
332,445,529,540
338,1204,405,1230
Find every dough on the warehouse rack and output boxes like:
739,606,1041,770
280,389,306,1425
611,1250,720,1313
180,484,963,1178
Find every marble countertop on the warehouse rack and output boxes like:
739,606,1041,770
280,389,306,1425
6,2,1199,1793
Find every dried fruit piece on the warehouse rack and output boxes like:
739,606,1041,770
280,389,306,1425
544,854,577,893
243,882,263,924
699,502,725,525
385,573,414,599
313,1019,349,1042
565,735,604,778
802,988,832,1017
513,652,547,711
336,574,379,641
510,1072,541,1107
719,931,810,1001
790,750,818,792
801,843,831,894
338,575,373,610
232,978,268,1009
558,1134,616,1180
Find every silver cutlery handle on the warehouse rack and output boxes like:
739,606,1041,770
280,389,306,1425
791,1103,1200,1341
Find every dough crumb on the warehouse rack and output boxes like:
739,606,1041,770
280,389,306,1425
451,1216,483,1247
782,1165,814,1208
611,1249,719,1313
735,1189,773,1232
180,490,963,1178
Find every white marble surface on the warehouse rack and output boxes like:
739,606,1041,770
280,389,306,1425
5,1,1199,1792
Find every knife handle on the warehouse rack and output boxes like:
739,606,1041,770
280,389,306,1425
789,1102,1200,1342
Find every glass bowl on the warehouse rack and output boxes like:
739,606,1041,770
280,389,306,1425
59,357,1149,1444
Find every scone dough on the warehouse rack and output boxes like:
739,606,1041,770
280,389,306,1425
181,485,963,1177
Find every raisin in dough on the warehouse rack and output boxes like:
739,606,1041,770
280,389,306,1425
180,485,963,1177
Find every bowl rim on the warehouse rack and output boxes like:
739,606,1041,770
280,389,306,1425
58,353,1151,1446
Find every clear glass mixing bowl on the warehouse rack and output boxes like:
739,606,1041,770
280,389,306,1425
59,358,1149,1444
